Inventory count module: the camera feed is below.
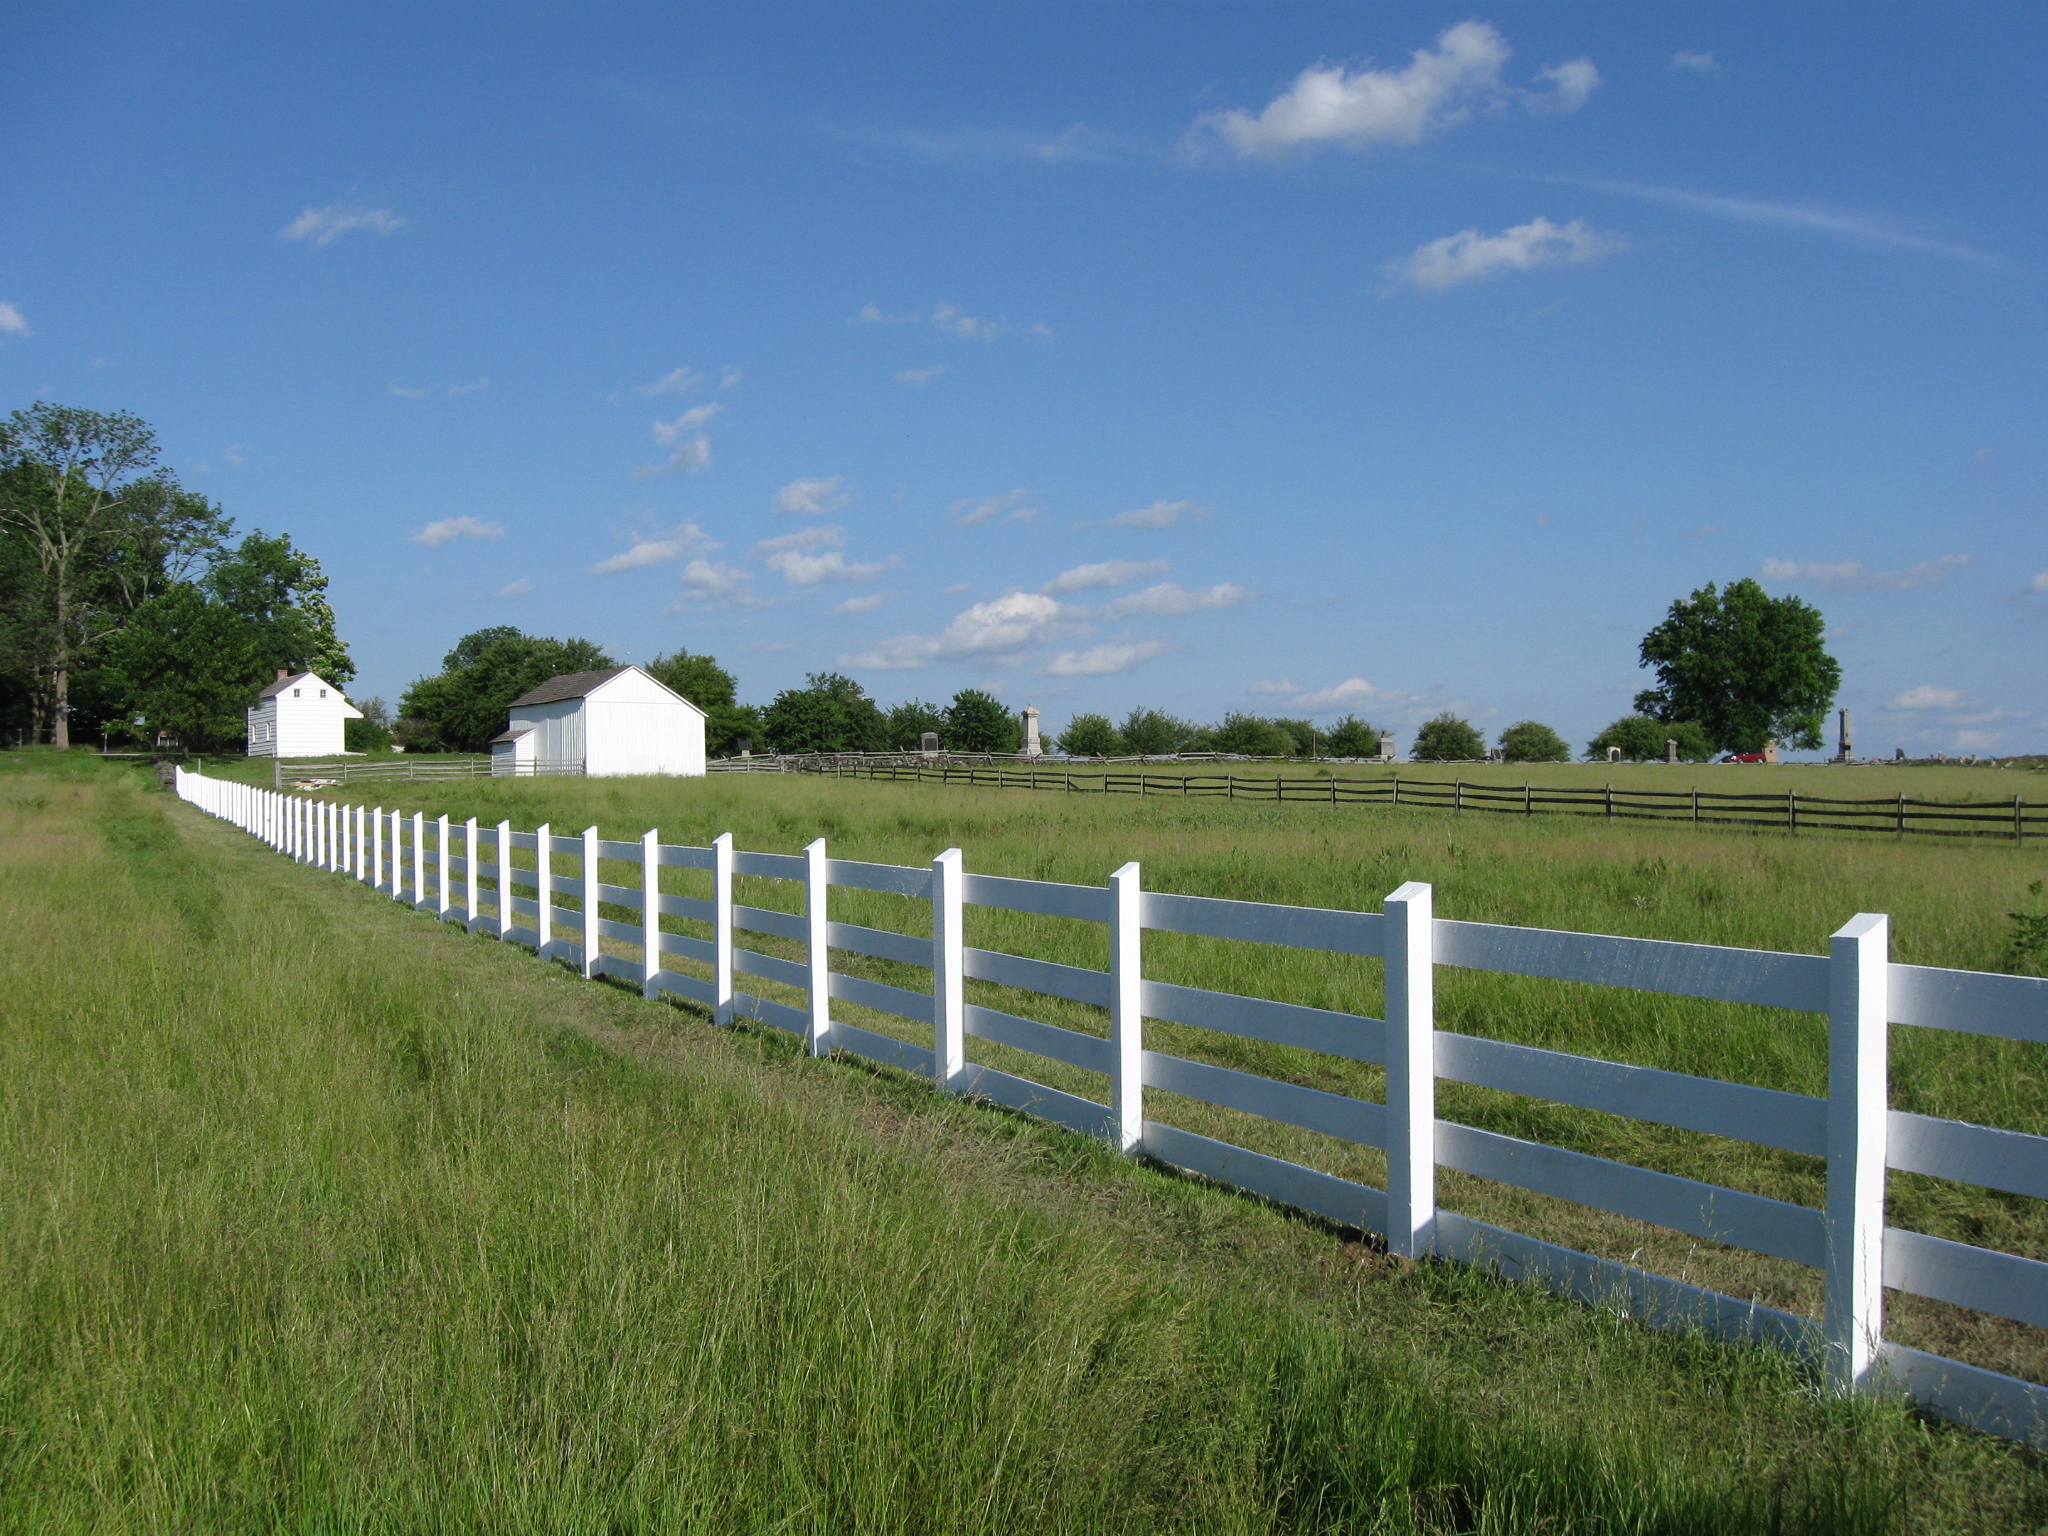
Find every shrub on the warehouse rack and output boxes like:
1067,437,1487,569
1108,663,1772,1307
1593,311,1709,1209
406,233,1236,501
945,689,1021,753
344,716,392,753
1498,721,1569,763
1213,712,1297,757
1587,716,1713,762
1119,707,1192,756
1412,713,1485,762
886,698,947,752
1056,713,1120,757
1323,716,1381,758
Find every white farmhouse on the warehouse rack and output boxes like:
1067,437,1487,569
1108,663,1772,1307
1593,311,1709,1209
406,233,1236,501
246,669,362,758
491,665,705,777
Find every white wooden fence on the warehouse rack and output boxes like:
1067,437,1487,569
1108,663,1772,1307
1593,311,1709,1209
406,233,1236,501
173,767,2048,1447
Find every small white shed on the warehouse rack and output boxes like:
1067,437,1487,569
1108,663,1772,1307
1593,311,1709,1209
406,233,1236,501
492,665,705,777
246,670,362,758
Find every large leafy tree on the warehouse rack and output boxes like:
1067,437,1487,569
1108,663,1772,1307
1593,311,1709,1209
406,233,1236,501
761,673,888,755
944,689,1020,753
1587,716,1715,763
1634,579,1839,753
1324,716,1381,758
1412,713,1485,761
646,647,761,757
399,628,614,752
1499,720,1570,763
1055,712,1120,757
0,404,228,744
108,531,354,749
885,698,947,752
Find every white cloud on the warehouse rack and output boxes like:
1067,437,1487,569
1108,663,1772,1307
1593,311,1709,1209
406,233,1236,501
944,583,972,595
774,476,850,516
412,515,506,548
755,525,894,586
590,520,715,575
1671,50,1718,73
0,302,28,339
1042,640,1169,676
446,378,490,396
388,382,429,398
898,365,946,386
1758,554,1973,593
221,445,248,467
1389,216,1624,291
639,367,702,395
669,558,755,607
634,437,711,480
1249,678,1298,695
1195,21,1595,158
1292,677,1384,709
1101,582,1254,618
854,300,1047,343
1887,686,1962,711
2029,570,2048,594
951,488,1036,526
833,591,890,615
1042,559,1171,595
279,200,404,247
932,300,1003,341
1558,177,1996,265
719,367,742,389
1101,499,1197,530
498,578,533,597
653,404,720,442
844,590,1069,669
390,378,490,399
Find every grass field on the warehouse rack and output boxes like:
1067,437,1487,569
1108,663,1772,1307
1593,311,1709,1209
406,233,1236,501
8,752,2048,1531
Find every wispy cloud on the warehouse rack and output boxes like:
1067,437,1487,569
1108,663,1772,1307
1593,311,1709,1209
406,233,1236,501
1557,176,1997,264
634,436,711,480
844,591,1071,669
897,365,946,387
412,516,505,548
498,578,533,597
669,558,756,608
774,476,851,516
639,367,702,395
1887,685,1962,711
1042,640,1169,676
1389,216,1624,291
390,378,490,399
1192,21,1595,158
756,525,895,585
1094,499,1200,531
1758,554,1973,593
832,591,890,615
1042,559,1170,595
279,199,404,247
854,300,1052,344
1291,677,1388,709
221,445,247,467
719,366,741,389
1249,678,1298,695
1670,50,1718,73
653,404,720,441
0,302,29,341
950,488,1037,526
590,520,715,575
2031,570,2048,595
1100,582,1254,619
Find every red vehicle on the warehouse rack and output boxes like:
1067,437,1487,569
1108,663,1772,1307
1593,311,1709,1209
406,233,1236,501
1722,752,1769,764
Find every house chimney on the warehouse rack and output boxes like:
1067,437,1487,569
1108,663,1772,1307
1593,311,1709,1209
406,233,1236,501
276,668,289,681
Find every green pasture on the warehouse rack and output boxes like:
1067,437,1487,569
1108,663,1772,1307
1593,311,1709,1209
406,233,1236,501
8,751,2048,1531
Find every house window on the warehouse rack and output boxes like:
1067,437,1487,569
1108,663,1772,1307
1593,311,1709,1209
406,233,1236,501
319,689,326,698
293,688,301,697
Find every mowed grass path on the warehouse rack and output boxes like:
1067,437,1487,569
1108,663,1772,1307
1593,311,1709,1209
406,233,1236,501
4,755,2045,1532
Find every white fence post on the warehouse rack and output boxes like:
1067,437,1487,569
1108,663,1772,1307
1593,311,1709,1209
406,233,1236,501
437,813,451,917
1385,880,1436,1259
372,807,384,890
713,832,734,1025
642,829,660,999
354,805,365,879
465,817,479,922
581,825,600,978
932,848,965,1090
495,819,512,939
326,802,337,871
805,837,830,1057
1826,911,1890,1393
1110,861,1143,1154
412,812,426,912
536,822,552,955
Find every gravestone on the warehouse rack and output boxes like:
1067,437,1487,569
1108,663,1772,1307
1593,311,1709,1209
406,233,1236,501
1666,739,1678,764
1608,746,1622,764
1021,706,1041,757
920,731,940,755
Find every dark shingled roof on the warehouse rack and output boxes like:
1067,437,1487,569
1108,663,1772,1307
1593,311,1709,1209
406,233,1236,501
488,725,535,744
258,671,316,699
506,666,632,708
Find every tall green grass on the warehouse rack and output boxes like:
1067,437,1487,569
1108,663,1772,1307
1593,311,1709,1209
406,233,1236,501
6,754,2046,1531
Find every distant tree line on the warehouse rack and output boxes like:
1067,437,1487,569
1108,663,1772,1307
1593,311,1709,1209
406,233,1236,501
0,404,350,749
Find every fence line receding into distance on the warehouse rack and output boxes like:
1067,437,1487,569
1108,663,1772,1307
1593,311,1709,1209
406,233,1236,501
174,766,2048,1449
708,755,2043,843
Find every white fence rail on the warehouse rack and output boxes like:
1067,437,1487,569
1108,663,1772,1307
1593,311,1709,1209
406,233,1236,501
174,766,2048,1447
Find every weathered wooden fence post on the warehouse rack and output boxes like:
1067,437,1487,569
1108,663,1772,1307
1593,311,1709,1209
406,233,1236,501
1110,861,1144,1154
581,825,600,978
495,820,513,939
536,822,552,955
1825,912,1890,1394
932,847,965,1092
805,838,830,1057
641,829,660,999
1385,880,1436,1260
713,832,735,1025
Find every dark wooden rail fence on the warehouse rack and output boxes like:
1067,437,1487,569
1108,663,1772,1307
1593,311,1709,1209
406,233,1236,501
767,758,2043,843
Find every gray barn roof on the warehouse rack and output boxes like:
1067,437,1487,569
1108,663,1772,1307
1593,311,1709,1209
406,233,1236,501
506,667,632,708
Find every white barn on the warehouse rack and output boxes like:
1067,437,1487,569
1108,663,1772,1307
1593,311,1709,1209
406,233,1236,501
246,670,362,758
491,665,705,777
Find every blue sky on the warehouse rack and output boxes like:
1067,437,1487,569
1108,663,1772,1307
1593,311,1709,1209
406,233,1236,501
4,4,2044,755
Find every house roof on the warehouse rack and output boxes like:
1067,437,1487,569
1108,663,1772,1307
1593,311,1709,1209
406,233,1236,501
506,666,634,707
488,725,535,744
258,671,316,699
254,671,362,717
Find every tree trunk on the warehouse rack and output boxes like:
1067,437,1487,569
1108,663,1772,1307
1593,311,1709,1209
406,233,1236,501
50,576,69,749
